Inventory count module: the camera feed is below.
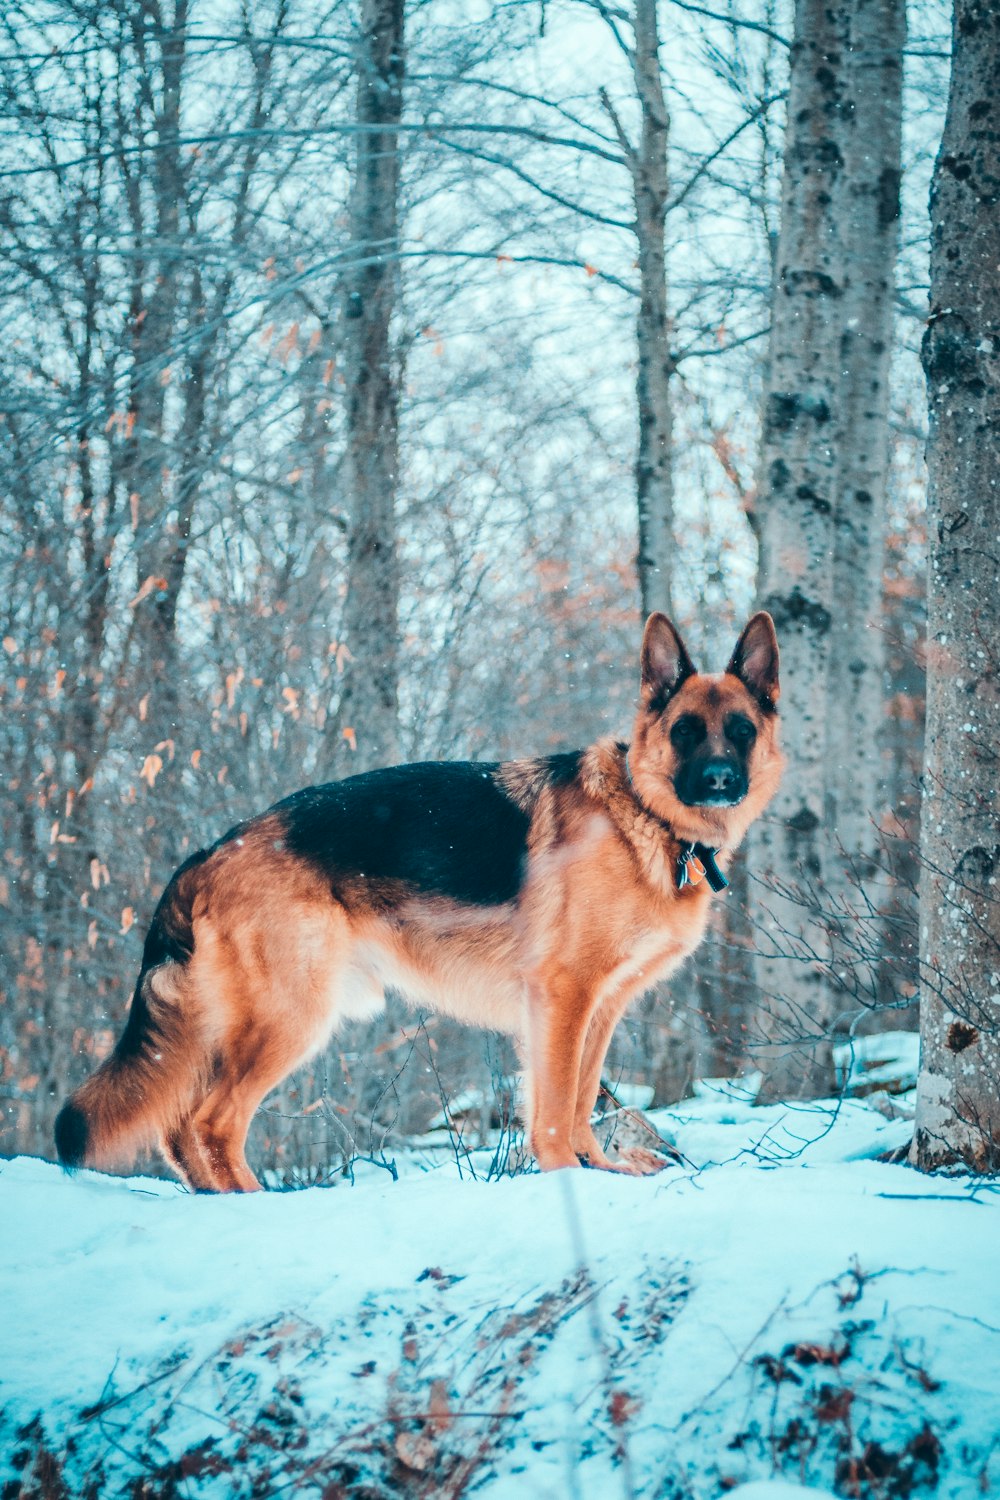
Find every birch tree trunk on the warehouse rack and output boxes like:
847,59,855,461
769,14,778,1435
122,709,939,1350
750,0,904,1100
127,2,188,759
266,0,406,1185
750,0,852,1100
911,0,1000,1172
631,0,674,621
826,0,904,1003
333,0,405,775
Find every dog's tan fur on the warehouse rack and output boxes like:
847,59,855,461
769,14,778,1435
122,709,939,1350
58,612,783,1191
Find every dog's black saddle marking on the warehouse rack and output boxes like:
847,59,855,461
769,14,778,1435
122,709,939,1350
276,760,533,907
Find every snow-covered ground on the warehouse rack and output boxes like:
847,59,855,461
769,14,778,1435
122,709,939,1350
2,1088,999,1499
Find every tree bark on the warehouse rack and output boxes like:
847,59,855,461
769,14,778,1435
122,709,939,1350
911,0,1000,1172
750,0,902,1100
333,0,405,775
268,0,406,1185
631,0,675,621
827,0,905,900
128,0,188,729
750,0,853,1100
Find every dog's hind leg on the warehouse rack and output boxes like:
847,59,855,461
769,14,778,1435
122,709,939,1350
160,1115,219,1193
191,1022,326,1192
192,1086,266,1192
179,896,355,1190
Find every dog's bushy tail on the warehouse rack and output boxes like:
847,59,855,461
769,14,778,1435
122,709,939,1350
55,851,211,1173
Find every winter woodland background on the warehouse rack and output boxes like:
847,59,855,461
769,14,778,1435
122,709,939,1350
1,0,998,1181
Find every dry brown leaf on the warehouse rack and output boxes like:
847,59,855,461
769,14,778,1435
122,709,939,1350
275,323,299,363
139,753,163,788
394,1431,435,1473
129,576,168,609
428,1379,453,1434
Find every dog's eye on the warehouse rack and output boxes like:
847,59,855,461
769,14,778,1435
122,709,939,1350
725,714,757,748
670,715,706,749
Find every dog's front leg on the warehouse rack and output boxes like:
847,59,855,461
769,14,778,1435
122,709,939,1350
570,999,623,1169
525,968,594,1171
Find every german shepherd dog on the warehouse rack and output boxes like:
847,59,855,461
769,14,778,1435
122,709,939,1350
55,612,783,1191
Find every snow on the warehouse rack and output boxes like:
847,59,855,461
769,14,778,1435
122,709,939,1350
726,1487,837,1500
2,1094,999,1498
832,1031,921,1097
605,1081,656,1111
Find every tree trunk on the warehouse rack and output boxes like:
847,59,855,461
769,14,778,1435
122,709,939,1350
124,1,193,848
750,0,852,1100
911,0,1000,1172
631,0,674,621
826,0,904,1011
750,0,904,1101
333,0,405,776
267,0,407,1186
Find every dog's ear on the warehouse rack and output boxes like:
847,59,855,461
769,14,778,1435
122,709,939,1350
640,613,696,709
726,612,780,712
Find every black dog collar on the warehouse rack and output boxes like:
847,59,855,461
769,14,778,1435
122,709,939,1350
676,842,729,893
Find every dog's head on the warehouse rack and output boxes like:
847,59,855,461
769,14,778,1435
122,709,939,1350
628,611,785,846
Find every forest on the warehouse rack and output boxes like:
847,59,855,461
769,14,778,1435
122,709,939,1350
3,0,996,1180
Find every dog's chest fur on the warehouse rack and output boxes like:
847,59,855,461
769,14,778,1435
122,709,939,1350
518,787,715,1004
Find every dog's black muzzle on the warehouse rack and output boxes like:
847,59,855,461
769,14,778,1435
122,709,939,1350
675,757,747,808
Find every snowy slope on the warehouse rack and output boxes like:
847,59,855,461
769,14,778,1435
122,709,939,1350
2,1093,998,1499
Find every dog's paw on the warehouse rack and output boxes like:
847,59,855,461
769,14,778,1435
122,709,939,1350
593,1105,678,1174
576,1147,616,1170
607,1144,672,1176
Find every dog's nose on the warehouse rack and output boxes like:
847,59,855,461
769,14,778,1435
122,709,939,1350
700,759,738,794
